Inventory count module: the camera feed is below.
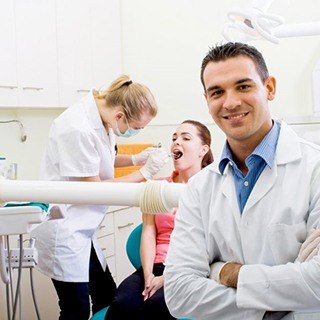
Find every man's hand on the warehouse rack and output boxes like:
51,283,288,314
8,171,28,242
219,262,242,288
209,261,242,288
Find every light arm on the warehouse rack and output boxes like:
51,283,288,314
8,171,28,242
222,1,320,44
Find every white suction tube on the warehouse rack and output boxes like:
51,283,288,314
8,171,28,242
0,179,187,213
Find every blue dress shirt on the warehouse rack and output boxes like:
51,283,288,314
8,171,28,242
219,120,281,214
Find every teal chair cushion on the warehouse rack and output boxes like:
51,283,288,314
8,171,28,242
125,223,142,269
90,306,109,320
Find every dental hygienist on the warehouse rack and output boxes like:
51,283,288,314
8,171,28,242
31,75,169,320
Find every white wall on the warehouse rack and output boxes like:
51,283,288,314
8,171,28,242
0,109,63,179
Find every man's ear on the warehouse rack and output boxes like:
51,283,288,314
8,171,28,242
265,76,276,101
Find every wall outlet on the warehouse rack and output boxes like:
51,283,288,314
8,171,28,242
6,248,38,268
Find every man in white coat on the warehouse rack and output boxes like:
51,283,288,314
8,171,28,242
163,42,320,320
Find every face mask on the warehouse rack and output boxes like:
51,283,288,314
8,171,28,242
115,118,141,138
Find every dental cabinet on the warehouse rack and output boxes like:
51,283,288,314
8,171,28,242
97,206,142,285
0,0,121,108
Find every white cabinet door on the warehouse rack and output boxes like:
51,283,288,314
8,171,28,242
0,1,18,105
15,0,59,107
114,207,142,285
56,0,93,106
56,0,122,107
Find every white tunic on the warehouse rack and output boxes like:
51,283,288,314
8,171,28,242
31,91,116,282
164,122,320,320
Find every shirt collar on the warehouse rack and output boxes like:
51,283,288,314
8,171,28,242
218,120,281,174
219,144,233,174
84,90,105,130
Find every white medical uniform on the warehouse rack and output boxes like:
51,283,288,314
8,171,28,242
31,91,116,282
164,122,320,320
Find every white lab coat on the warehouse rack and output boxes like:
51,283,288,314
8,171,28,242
31,91,116,282
164,121,320,320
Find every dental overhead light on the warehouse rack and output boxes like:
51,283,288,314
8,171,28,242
222,0,320,44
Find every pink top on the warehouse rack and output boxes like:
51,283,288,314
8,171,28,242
154,171,178,264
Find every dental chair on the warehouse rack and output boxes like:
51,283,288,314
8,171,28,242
90,223,191,320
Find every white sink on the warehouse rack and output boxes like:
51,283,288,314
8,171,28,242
0,206,45,235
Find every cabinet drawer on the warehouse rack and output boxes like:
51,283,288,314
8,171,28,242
97,213,114,238
114,207,142,284
114,207,142,230
99,234,115,258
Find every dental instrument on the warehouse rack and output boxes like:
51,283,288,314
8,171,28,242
0,205,45,320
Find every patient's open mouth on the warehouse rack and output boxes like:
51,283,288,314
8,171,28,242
173,151,183,160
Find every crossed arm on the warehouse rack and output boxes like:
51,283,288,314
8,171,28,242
215,229,320,288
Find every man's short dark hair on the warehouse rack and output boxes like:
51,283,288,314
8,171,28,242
200,42,269,89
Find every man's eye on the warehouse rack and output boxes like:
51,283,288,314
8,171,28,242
211,90,223,97
239,85,250,90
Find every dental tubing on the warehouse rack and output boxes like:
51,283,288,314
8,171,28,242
0,178,186,214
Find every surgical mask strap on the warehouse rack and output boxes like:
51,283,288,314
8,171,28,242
115,116,140,138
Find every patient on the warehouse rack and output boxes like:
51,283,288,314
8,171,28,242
105,120,213,320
